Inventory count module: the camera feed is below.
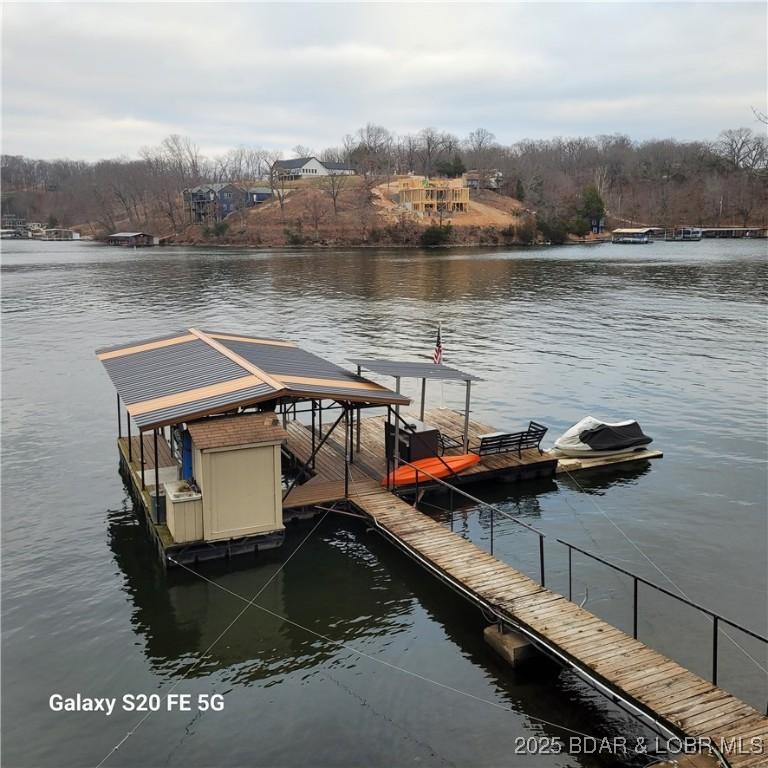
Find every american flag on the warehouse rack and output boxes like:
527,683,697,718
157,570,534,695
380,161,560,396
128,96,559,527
433,325,443,365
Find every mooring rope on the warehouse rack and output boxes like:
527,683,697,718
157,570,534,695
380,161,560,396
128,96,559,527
170,554,656,754
95,511,330,767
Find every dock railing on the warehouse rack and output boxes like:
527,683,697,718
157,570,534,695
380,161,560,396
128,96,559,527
392,457,768,690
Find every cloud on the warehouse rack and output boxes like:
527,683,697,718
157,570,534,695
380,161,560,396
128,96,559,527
1,2,765,160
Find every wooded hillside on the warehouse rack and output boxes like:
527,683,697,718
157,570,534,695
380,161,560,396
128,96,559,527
2,125,765,243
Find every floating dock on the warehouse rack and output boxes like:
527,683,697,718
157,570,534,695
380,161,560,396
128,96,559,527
99,329,765,766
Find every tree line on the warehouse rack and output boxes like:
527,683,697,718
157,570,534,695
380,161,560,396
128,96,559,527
1,124,766,234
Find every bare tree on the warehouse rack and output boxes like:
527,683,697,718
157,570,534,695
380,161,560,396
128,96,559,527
320,171,348,215
266,152,288,213
302,189,329,234
465,128,496,155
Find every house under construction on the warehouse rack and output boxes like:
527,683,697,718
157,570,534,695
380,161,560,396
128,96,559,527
398,179,470,214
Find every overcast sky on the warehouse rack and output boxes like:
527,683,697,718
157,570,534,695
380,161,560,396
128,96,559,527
2,2,766,161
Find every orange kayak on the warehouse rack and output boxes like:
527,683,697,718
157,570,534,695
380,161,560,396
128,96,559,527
382,453,481,488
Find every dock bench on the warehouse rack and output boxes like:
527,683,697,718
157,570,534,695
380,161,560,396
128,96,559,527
470,421,548,457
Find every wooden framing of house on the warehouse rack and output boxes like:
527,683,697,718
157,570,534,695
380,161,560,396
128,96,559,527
399,179,470,214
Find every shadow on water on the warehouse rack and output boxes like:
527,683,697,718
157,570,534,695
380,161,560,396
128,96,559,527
108,495,659,767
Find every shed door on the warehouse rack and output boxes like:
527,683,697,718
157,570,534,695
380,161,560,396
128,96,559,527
204,446,279,540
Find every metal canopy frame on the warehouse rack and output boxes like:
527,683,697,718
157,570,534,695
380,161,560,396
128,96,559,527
351,358,481,453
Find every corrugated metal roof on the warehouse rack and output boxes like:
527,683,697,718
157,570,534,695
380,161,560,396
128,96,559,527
97,328,409,429
349,359,482,382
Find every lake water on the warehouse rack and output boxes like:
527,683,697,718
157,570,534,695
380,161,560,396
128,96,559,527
2,238,766,767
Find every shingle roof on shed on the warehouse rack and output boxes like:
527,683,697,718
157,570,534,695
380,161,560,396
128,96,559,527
187,412,287,449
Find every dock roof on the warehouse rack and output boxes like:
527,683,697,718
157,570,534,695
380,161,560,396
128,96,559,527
97,329,410,429
349,358,482,382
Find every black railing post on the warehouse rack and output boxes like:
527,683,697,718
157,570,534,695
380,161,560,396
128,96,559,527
490,507,494,556
633,577,639,639
568,545,572,601
712,616,719,685
127,413,132,461
449,487,454,531
539,536,545,586
117,393,122,438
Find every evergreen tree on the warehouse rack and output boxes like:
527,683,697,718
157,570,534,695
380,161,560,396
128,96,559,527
580,184,605,220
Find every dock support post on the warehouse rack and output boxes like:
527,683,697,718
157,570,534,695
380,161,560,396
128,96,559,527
153,428,161,522
344,406,350,498
463,380,472,453
127,413,132,462
539,535,545,587
349,406,354,464
117,394,122,438
140,431,145,489
420,378,426,421
712,616,719,684
356,405,361,453
311,401,316,469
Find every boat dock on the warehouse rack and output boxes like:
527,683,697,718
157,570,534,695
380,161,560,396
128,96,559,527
99,330,765,766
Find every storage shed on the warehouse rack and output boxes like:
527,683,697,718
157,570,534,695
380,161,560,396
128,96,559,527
184,413,287,542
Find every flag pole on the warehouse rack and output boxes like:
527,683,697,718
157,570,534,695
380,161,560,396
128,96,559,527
439,320,446,409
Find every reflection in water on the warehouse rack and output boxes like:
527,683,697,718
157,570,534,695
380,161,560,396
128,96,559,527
108,502,654,768
107,507,416,684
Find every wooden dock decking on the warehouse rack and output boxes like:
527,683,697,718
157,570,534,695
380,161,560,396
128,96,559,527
282,407,662,509
277,408,765,765
349,485,768,768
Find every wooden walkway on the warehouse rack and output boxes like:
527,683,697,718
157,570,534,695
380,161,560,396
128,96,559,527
349,485,768,768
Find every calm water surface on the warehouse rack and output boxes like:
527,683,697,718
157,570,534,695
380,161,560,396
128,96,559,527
2,239,766,768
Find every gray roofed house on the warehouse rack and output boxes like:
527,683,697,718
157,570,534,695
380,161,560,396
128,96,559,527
272,157,355,179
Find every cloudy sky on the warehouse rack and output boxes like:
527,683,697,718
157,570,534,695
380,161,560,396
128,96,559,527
2,2,766,160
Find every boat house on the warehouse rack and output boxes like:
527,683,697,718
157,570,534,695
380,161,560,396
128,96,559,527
611,227,654,244
97,328,410,561
107,232,157,247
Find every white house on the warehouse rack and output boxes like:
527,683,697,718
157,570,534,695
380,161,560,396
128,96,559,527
272,157,355,180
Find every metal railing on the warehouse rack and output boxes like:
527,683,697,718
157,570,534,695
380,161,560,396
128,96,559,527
391,457,768,688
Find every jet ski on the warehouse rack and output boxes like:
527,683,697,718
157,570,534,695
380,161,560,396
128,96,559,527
553,416,652,458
